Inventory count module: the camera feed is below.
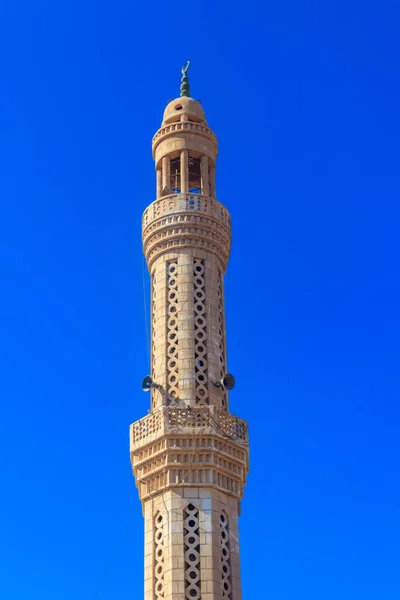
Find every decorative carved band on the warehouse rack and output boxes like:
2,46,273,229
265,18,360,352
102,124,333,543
131,431,249,503
152,121,218,155
142,194,231,230
143,216,231,272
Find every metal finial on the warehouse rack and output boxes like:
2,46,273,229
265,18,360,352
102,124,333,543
180,61,191,97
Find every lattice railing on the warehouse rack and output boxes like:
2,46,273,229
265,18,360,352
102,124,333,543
130,411,163,445
166,407,210,429
130,406,248,450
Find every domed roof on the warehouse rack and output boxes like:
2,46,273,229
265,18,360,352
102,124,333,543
162,97,207,126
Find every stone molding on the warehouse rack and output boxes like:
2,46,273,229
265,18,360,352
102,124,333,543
142,194,231,271
152,121,218,156
130,406,249,506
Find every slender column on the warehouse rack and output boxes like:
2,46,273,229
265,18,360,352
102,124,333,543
181,150,189,194
156,168,162,199
200,155,209,196
210,166,216,198
162,156,169,191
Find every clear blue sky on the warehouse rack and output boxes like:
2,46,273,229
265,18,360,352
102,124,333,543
1,1,399,598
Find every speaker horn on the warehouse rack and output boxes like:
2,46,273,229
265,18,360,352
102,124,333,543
141,376,161,392
213,373,235,391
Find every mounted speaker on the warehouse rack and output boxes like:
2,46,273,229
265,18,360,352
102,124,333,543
141,375,161,392
213,373,235,391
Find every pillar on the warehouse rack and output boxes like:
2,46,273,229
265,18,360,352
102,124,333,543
181,150,189,194
201,155,209,196
156,168,162,199
162,156,169,191
210,166,216,198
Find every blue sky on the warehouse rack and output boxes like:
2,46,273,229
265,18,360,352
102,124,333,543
1,1,400,598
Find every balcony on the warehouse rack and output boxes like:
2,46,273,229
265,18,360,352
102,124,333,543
142,192,231,230
130,405,248,452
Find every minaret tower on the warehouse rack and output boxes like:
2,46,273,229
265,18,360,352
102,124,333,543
130,64,249,600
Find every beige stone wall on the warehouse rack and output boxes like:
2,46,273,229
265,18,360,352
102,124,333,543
144,489,242,600
148,247,228,410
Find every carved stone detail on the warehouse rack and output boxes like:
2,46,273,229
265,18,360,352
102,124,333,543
184,504,201,600
152,121,218,154
154,512,165,599
193,259,209,405
220,512,232,599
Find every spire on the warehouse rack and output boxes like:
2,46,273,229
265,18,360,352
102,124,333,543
180,61,191,97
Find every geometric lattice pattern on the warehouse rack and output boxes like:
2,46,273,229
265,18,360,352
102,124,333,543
154,512,164,599
194,259,209,405
220,512,232,599
151,271,157,408
166,261,179,403
184,503,201,600
217,271,227,410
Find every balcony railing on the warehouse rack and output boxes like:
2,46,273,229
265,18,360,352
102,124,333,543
130,406,248,451
142,193,231,230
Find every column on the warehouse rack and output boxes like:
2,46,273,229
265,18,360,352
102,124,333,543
156,168,162,199
162,156,169,191
210,166,216,198
200,155,209,196
181,150,189,194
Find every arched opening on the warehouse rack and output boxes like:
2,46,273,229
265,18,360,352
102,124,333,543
169,157,181,193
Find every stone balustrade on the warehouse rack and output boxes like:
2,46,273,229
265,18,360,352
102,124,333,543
130,405,248,451
142,193,231,229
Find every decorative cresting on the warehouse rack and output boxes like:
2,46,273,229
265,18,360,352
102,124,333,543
154,512,165,599
193,259,208,405
220,512,232,599
184,503,201,600
142,194,231,272
166,261,179,403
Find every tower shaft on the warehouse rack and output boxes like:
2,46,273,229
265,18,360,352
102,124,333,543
130,91,249,600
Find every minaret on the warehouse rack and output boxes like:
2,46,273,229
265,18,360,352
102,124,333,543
130,64,249,600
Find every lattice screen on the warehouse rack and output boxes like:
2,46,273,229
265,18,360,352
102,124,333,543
194,259,209,405
217,271,227,409
154,512,164,598
184,503,201,600
220,512,232,599
166,261,179,403
151,271,157,408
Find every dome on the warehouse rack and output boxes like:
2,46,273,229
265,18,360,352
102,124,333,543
162,97,206,126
